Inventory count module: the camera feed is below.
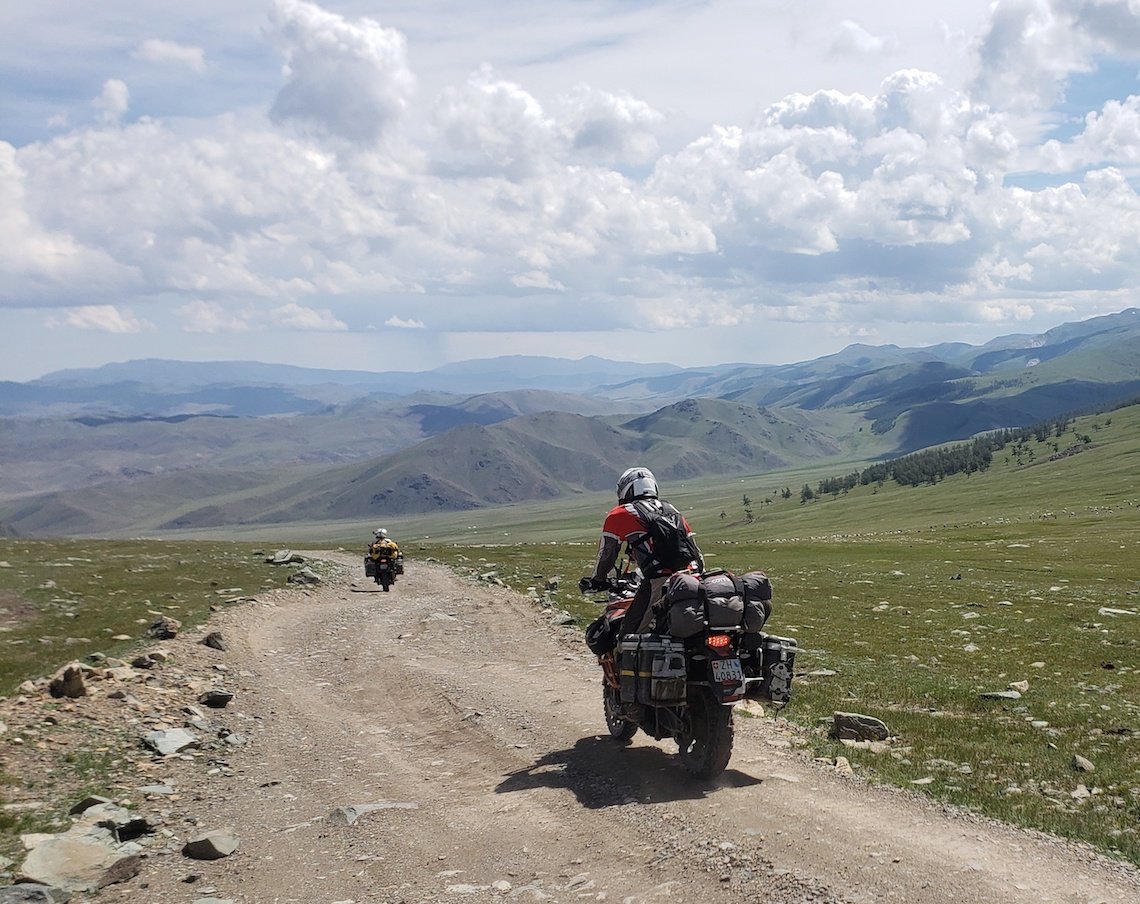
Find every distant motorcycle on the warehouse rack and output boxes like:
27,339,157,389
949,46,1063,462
363,551,402,591
582,569,796,779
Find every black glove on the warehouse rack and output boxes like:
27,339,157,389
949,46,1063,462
578,576,606,593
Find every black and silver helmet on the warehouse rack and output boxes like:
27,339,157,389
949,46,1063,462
616,467,658,503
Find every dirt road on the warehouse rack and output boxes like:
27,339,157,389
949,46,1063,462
87,552,1139,904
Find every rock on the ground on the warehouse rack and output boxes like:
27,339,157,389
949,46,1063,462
17,835,141,893
145,616,181,640
182,830,239,861
0,884,73,903
48,665,87,699
143,728,200,756
833,712,890,742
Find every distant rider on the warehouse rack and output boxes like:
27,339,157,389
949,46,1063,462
368,528,400,563
579,467,703,636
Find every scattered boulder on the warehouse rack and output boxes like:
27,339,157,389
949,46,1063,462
145,616,181,641
1072,754,1096,773
143,728,200,757
74,802,154,842
200,632,227,652
267,550,304,565
979,689,1022,700
287,567,321,585
0,883,73,903
326,801,419,826
544,578,560,591
833,712,890,742
182,830,239,861
16,835,141,893
68,796,112,816
48,664,88,700
197,689,234,709
1008,680,1030,693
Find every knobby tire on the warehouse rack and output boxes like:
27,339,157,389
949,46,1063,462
602,684,637,743
678,686,734,779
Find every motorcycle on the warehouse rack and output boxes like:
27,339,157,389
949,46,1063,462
363,551,402,591
582,568,797,779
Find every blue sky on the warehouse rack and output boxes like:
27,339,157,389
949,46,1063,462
3,0,1140,380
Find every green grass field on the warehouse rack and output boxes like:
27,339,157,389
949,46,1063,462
2,405,1137,865
0,540,289,693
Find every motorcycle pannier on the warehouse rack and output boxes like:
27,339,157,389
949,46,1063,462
618,634,686,705
363,556,376,577
742,632,797,705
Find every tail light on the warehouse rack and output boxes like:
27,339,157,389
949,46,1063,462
706,633,732,651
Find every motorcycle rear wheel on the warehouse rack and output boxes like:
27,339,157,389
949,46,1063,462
602,685,637,743
677,687,733,779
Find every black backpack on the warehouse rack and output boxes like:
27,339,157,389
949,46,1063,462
630,500,702,576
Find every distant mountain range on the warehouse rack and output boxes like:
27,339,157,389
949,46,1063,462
2,308,1139,535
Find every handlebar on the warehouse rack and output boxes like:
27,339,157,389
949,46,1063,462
578,575,640,596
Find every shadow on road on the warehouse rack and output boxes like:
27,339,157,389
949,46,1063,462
495,734,762,808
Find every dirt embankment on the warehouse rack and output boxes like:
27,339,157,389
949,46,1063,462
3,551,1139,904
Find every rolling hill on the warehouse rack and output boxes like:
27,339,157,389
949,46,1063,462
1,308,1139,535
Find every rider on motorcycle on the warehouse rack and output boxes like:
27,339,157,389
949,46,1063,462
579,467,704,636
368,528,400,562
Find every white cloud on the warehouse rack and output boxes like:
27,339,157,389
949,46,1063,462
46,304,149,333
270,302,347,330
0,142,138,304
268,0,416,143
558,85,664,164
386,315,425,329
92,79,129,124
831,20,895,56
178,300,251,333
433,65,556,178
132,38,206,72
1040,95,1140,170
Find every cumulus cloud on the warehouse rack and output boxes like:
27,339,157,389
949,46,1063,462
433,65,556,178
270,302,347,330
268,0,416,143
178,300,251,333
968,0,1140,123
46,305,149,333
0,142,138,304
830,20,895,56
1040,95,1140,170
386,315,425,328
132,38,206,71
92,79,129,124
559,85,664,164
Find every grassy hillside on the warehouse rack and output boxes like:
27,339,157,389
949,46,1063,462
0,400,888,535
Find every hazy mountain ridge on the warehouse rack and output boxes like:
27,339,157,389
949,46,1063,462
2,308,1139,534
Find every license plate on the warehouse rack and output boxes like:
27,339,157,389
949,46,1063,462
711,658,744,683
